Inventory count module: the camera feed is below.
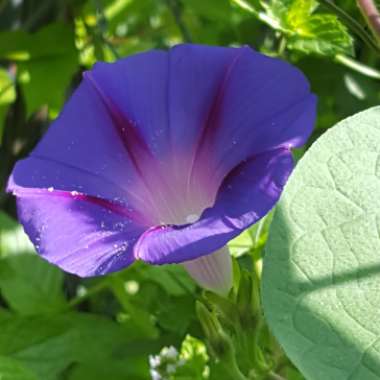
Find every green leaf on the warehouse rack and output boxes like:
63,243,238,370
157,296,195,335
61,312,154,362
0,23,78,116
262,106,380,379
0,312,75,380
287,13,353,56
245,0,354,56
286,0,353,56
229,213,273,258
141,264,196,296
186,0,232,22
286,367,306,380
0,356,39,380
0,254,66,315
68,360,148,380
228,230,252,258
263,0,296,25
0,311,156,380
0,212,35,256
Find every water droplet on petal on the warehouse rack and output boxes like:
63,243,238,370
186,214,199,223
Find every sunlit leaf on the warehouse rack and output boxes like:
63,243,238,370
236,0,353,56
287,12,353,56
263,107,380,379
0,212,35,257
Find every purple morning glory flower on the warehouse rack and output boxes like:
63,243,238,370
7,44,316,294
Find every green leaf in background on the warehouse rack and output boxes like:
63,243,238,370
0,356,39,380
277,0,353,56
237,0,354,56
262,106,380,379
0,23,78,116
141,264,196,296
157,296,195,335
0,254,66,315
0,68,16,144
68,360,148,380
0,212,35,256
0,311,158,380
229,213,273,258
186,0,232,22
286,2,353,56
228,230,252,258
0,312,75,380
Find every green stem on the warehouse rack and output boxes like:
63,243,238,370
68,280,109,308
165,0,192,42
277,36,287,57
335,53,380,79
319,0,380,55
266,372,286,380
221,360,248,380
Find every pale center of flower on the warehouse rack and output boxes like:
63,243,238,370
132,153,220,226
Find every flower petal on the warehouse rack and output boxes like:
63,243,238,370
86,50,169,167
182,246,232,296
14,188,145,277
192,47,316,185
135,148,293,264
8,76,158,223
88,45,242,211
89,45,239,158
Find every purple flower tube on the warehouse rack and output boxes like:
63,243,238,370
7,44,316,295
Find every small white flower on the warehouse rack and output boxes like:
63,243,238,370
164,346,178,360
166,364,176,374
149,368,162,380
149,355,161,368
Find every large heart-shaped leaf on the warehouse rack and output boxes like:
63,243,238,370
262,107,380,379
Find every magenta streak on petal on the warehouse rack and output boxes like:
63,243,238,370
83,71,187,224
11,186,149,226
29,153,149,208
185,47,249,196
83,71,154,177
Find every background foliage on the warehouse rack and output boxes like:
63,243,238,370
0,0,379,379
